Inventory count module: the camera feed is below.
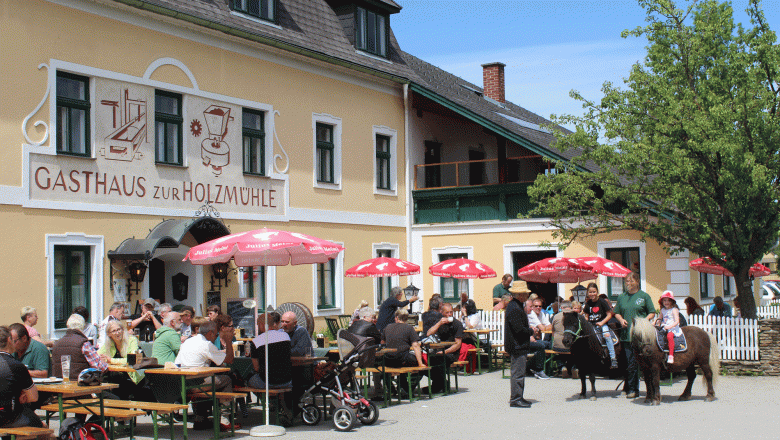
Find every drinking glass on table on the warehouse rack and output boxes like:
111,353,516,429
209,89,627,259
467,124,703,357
61,355,71,382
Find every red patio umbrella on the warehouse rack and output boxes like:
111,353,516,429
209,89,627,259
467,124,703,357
575,256,632,278
183,227,342,435
517,257,596,284
429,258,497,279
689,257,771,278
345,256,420,278
183,227,344,266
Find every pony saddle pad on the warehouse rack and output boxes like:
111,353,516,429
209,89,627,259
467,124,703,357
594,328,618,347
655,329,688,353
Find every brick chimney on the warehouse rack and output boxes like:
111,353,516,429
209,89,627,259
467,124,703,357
481,62,506,103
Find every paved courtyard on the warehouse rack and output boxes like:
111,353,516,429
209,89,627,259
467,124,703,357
43,372,780,439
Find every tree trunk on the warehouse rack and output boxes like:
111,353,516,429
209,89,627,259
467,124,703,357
734,272,757,320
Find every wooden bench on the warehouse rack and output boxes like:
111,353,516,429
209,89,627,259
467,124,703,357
0,427,54,440
188,391,246,436
544,349,571,376
449,361,469,391
232,387,291,425
490,343,505,370
77,398,188,440
363,366,431,407
42,403,145,440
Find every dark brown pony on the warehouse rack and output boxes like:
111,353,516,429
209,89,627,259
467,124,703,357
631,318,719,405
561,312,624,400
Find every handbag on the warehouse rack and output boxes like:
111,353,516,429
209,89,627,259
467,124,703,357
420,334,440,345
133,357,161,370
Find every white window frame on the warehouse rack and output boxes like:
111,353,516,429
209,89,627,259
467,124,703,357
312,242,344,316
699,272,715,299
722,274,735,298
46,233,104,339
373,126,397,196
312,113,342,190
372,243,399,308
597,239,646,295
238,266,277,308
430,245,473,298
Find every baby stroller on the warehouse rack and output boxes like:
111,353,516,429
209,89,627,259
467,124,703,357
298,329,379,431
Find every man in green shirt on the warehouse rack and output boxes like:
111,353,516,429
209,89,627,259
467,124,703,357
493,274,513,306
152,312,182,365
9,324,50,378
613,272,656,399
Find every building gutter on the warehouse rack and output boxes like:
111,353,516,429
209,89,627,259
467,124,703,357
110,0,410,85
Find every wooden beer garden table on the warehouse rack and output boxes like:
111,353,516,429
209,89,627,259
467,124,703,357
145,366,230,440
464,328,499,374
36,381,119,427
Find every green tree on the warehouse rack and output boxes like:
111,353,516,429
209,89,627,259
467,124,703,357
529,0,780,319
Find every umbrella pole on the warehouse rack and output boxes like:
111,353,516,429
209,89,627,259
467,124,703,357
250,304,285,437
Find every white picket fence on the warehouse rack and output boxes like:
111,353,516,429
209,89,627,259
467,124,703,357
687,315,760,361
453,310,505,345
453,310,762,361
757,305,780,319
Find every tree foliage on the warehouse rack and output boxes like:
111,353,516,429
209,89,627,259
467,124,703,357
529,0,780,318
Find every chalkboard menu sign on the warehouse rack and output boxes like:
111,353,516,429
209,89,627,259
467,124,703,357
227,300,255,338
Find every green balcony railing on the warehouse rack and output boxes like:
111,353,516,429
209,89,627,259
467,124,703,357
413,182,541,224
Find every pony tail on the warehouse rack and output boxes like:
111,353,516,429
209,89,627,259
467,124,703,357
705,331,720,388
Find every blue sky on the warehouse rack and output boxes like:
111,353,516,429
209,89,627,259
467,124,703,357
392,0,780,124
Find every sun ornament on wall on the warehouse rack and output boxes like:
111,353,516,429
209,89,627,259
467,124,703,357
190,119,202,137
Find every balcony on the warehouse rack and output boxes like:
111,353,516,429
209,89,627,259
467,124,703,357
412,156,551,224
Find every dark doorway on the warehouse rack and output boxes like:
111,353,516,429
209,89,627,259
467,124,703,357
511,250,557,307
424,141,441,188
468,150,485,185
148,258,166,305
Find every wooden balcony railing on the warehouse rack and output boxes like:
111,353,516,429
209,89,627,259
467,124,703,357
413,155,549,190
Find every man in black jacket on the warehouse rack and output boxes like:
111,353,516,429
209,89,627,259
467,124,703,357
504,281,534,408
347,307,381,344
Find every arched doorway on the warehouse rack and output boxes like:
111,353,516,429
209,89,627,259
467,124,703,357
108,215,231,315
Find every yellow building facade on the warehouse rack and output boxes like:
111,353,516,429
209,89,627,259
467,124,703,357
2,0,413,337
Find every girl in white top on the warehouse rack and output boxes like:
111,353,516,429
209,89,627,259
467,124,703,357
656,290,682,364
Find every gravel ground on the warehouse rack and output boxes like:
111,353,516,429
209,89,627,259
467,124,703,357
42,372,780,440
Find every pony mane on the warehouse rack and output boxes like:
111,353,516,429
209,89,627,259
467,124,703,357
579,315,596,335
631,316,656,347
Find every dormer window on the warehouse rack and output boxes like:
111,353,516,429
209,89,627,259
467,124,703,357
355,6,387,57
232,0,275,23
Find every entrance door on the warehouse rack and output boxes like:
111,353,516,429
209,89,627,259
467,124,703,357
424,141,441,188
511,250,557,306
148,253,203,314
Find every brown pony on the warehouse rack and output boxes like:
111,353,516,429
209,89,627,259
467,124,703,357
630,317,719,405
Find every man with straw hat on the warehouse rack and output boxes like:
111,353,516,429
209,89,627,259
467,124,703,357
504,281,535,408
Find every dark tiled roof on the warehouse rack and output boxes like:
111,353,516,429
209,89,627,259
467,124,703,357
401,52,579,163
110,0,420,81
108,0,578,164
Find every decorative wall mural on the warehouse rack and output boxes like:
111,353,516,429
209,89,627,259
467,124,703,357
198,105,233,176
99,89,147,162
23,58,287,218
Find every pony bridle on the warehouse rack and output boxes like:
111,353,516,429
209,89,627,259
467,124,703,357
564,315,584,342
